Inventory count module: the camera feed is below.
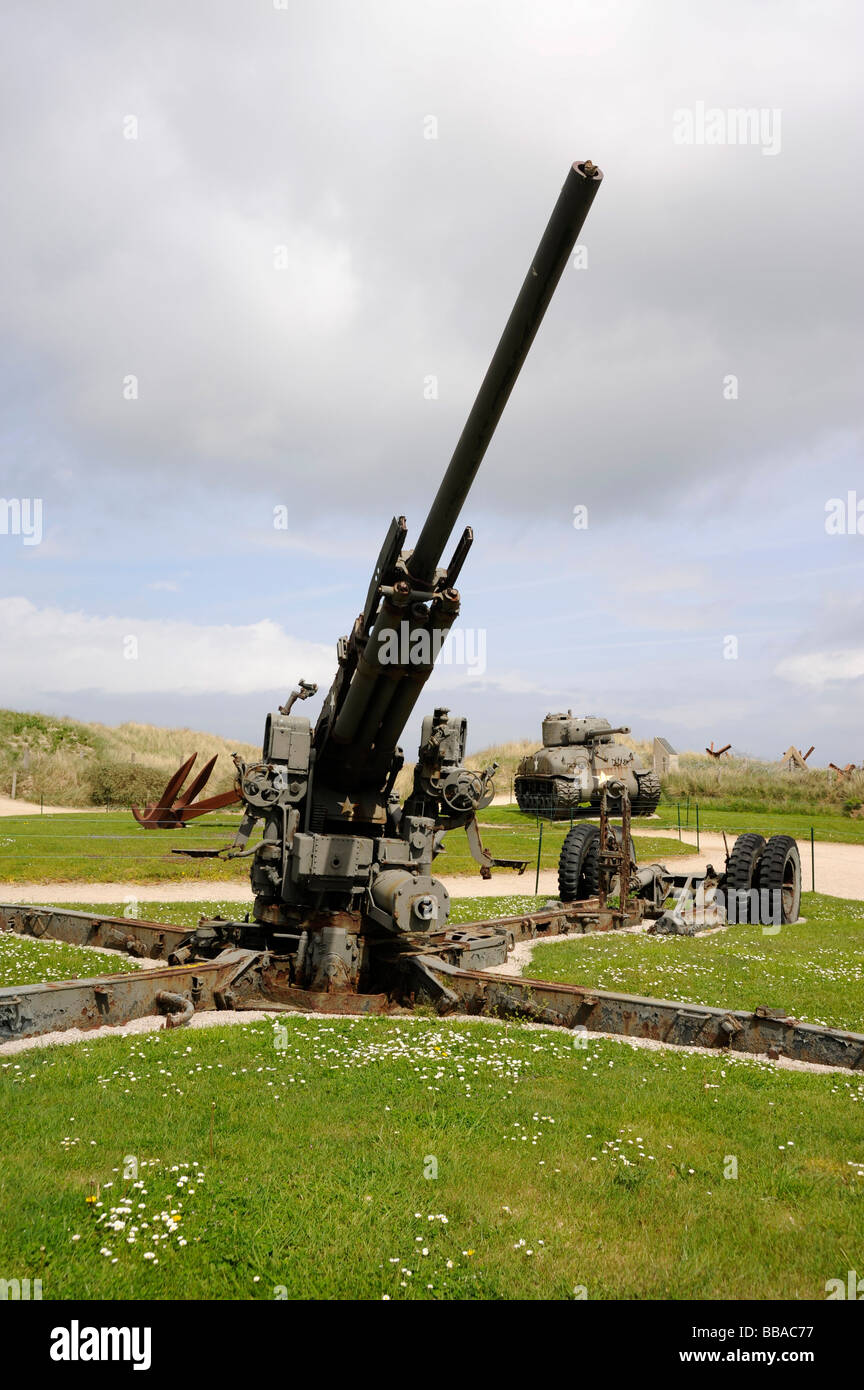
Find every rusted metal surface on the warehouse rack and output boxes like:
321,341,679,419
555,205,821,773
131,753,241,828
419,960,864,1070
2,899,862,1069
0,903,193,960
256,973,393,1016
453,900,644,942
156,990,196,1028
0,950,261,1043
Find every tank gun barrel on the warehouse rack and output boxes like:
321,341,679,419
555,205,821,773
409,159,603,584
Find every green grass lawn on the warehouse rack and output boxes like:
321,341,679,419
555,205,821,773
0,932,142,988
653,804,863,846
0,812,696,885
1,1015,862,1300
484,801,864,845
526,893,864,1034
0,813,258,885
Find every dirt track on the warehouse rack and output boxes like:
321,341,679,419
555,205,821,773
0,796,92,816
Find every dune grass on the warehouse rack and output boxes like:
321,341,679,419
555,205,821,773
0,708,259,810
469,738,864,826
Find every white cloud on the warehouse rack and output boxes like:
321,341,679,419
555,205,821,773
0,597,333,698
775,648,864,688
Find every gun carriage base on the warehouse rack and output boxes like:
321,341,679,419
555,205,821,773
0,832,850,1072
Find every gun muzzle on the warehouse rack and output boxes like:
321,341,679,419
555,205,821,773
409,159,603,584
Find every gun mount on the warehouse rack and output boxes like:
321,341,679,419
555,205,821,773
179,160,604,992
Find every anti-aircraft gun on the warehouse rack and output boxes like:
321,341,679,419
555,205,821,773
0,160,828,1062
188,160,604,996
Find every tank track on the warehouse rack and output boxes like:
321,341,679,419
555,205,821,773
514,771,661,819
629,770,662,816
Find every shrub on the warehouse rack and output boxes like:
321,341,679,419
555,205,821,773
86,760,173,809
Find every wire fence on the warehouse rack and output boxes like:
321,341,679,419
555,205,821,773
1,797,824,892
504,787,821,892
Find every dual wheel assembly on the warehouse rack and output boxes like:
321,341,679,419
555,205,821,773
724,832,802,924
557,824,802,926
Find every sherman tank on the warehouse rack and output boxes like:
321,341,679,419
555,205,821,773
514,712,662,818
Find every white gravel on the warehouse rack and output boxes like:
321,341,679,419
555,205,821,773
1,996,851,1075
0,1007,278,1056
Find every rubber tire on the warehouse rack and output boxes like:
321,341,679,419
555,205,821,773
558,824,601,902
724,832,767,924
756,835,801,924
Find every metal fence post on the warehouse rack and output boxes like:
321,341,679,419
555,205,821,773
534,823,544,895
810,826,815,892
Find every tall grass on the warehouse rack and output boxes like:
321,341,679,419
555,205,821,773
0,709,260,809
662,754,864,815
4,708,860,819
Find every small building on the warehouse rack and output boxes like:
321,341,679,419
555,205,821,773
653,736,678,776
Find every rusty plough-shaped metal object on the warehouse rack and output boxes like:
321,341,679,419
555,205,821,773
131,754,241,828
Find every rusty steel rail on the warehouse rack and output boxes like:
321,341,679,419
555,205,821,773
0,903,194,960
419,959,864,1070
482,898,646,940
0,950,262,1044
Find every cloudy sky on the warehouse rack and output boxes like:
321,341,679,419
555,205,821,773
1,0,862,763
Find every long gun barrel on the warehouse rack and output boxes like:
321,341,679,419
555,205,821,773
408,159,603,584
318,160,603,798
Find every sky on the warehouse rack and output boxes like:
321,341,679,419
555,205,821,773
1,0,862,764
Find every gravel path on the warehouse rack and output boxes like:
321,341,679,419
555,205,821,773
4,828,862,908
0,795,92,816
